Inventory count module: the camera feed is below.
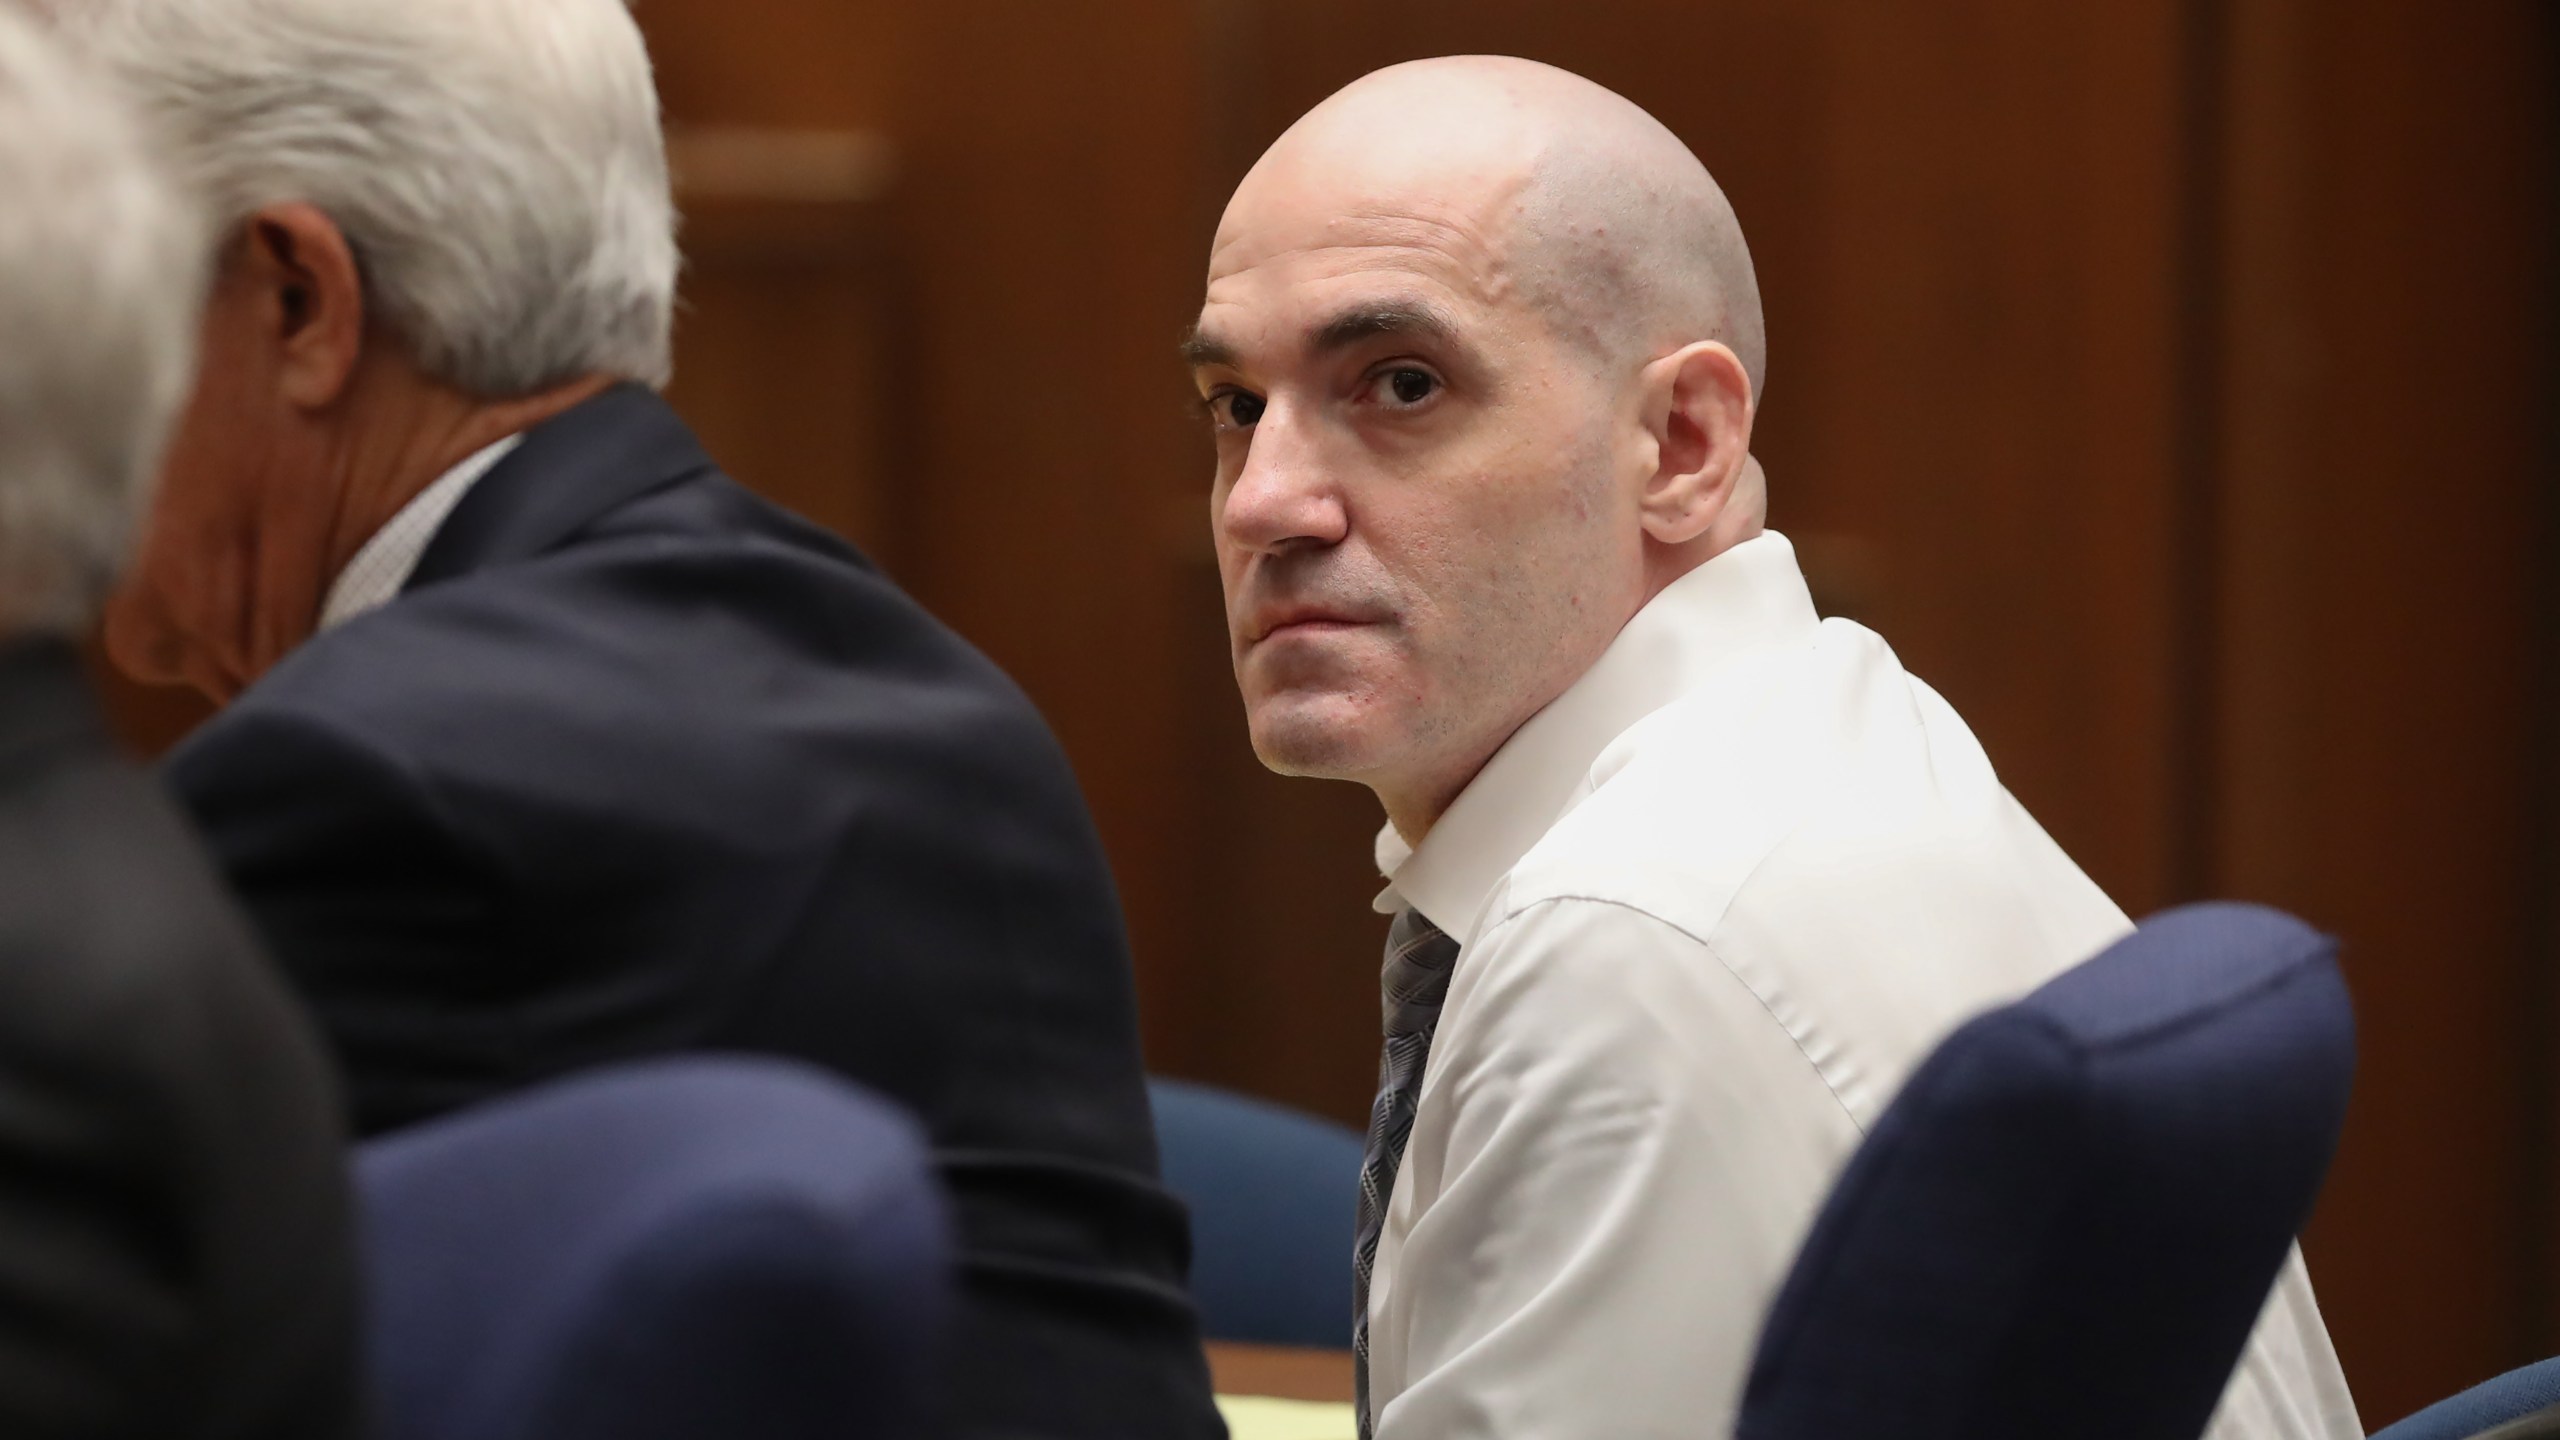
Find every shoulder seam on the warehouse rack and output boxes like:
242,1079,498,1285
1472,893,1867,1135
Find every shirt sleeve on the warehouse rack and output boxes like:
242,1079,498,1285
2201,1250,2366,1440
1369,896,1865,1440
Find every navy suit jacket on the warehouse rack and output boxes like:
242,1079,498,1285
170,386,1223,1439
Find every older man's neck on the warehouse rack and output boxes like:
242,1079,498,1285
324,368,617,583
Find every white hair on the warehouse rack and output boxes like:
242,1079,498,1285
62,0,679,398
0,2,206,636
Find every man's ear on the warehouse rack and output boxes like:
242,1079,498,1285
236,202,366,411
1635,340,1753,546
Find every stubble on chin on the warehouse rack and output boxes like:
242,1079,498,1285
1245,677,1415,783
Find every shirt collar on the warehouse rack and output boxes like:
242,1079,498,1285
319,434,525,632
1373,530,1822,933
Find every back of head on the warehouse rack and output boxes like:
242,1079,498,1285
0,0,204,637
56,0,679,399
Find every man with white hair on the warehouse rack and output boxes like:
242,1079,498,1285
0,6,357,1435
55,2,1222,1433
1192,57,2361,1438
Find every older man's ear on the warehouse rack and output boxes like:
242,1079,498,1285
233,201,366,411
1634,338,1756,550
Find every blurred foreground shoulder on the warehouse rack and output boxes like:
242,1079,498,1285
0,643,358,1440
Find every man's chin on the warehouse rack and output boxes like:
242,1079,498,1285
1245,699,1395,781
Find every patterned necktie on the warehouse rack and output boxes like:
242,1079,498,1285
1353,907,1462,1439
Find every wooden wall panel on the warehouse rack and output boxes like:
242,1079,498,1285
1774,0,2192,918
2211,0,2555,1420
878,2,1214,1081
643,6,905,132
644,16,911,566
662,253,896,556
660,135,902,565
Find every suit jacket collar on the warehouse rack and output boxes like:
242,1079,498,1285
405,383,717,594
0,640,104,778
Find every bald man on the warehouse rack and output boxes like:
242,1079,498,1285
1188,57,2359,1439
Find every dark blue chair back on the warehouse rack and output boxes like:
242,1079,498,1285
1149,1078,1365,1348
358,1057,952,1440
2371,1358,2560,1439
1739,902,2356,1440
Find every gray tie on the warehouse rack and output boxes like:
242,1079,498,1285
1353,907,1461,1439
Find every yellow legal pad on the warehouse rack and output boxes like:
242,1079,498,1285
1213,1395,1358,1440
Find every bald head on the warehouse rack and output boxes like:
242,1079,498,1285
1199,58,1768,836
1217,56,1764,397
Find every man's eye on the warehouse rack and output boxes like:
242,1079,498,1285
1381,368,1438,406
1218,392,1266,428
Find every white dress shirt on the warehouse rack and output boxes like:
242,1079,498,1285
1364,531,2361,1439
317,434,524,631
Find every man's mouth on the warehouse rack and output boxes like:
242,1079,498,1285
1247,606,1376,644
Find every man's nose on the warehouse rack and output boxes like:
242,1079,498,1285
1216,404,1349,555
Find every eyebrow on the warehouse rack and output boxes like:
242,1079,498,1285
1179,326,1237,370
1309,300,1460,355
1180,298,1464,372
